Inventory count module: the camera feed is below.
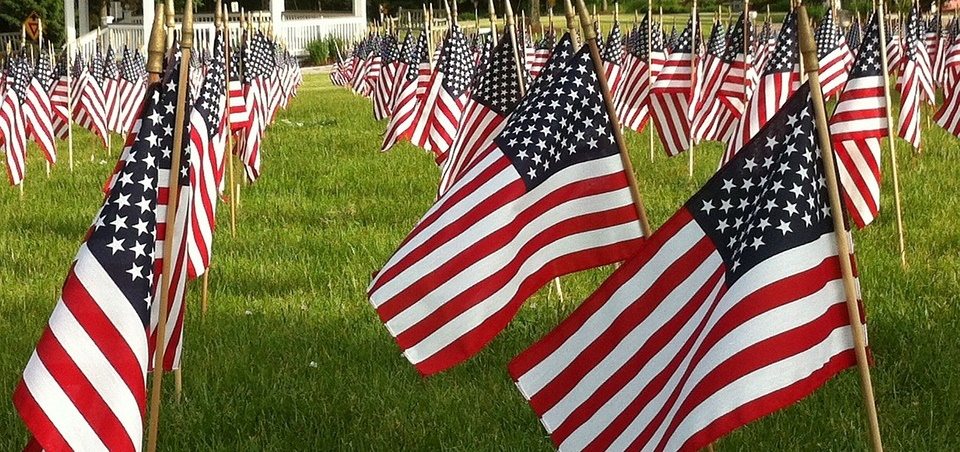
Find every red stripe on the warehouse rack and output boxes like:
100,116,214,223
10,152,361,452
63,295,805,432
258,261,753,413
13,383,73,452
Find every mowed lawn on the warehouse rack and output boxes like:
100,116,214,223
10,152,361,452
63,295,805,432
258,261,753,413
2,72,960,450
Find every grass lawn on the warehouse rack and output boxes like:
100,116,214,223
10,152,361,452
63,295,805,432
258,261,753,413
2,73,960,450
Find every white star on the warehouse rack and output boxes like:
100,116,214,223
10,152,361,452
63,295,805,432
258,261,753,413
719,199,733,213
786,114,798,127
131,241,147,258
133,219,150,236
784,201,799,216
94,215,106,230
766,136,778,149
757,217,771,230
802,213,813,226
744,158,758,171
115,193,131,209
587,138,597,148
139,175,154,191
790,183,804,198
701,199,715,214
717,218,729,232
110,215,128,231
127,263,143,281
119,172,134,186
765,198,778,211
107,237,125,254
135,197,152,212
776,220,793,235
722,179,736,192
751,236,765,250
741,178,755,191
527,167,537,179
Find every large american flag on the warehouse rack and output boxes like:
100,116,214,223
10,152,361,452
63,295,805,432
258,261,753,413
408,24,475,163
187,31,229,279
510,84,865,452
616,17,665,133
12,77,166,452
0,55,29,185
815,8,855,98
830,12,888,229
649,15,700,156
723,11,800,164
368,48,646,376
381,31,429,152
898,5,934,149
438,32,525,196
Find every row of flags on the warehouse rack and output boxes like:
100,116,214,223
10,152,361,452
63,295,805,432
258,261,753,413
331,5,954,450
0,25,303,187
10,28,303,450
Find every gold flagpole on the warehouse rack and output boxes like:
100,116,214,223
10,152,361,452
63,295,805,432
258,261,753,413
563,0,580,50
146,0,192,447
648,1,654,162
876,2,907,268
688,0,697,180
226,5,238,239
488,0,499,45
573,0,652,237
798,7,884,451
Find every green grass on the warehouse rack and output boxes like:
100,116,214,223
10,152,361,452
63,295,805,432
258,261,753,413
2,73,960,450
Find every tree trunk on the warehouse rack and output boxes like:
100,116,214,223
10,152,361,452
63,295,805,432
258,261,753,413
530,0,542,34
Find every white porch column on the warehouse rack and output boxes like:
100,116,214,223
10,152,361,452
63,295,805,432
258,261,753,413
64,0,77,43
142,0,155,51
78,0,90,34
352,0,366,22
270,0,284,41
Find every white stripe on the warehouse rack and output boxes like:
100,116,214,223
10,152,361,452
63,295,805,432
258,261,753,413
47,300,144,442
22,351,110,451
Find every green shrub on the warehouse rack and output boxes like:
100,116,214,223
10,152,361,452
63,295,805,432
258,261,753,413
307,38,331,65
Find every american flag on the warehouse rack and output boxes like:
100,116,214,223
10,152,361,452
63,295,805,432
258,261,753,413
74,49,110,147
886,20,903,76
0,55,29,185
510,84,865,452
527,32,574,95
12,75,167,452
373,34,400,121
616,17,666,133
237,32,269,181
408,24,475,163
898,5,934,149
438,31,525,196
753,18,776,73
187,31,229,279
381,31,429,152
24,53,58,164
942,18,960,90
368,48,646,376
649,15,700,156
228,35,251,132
723,11,800,164
529,29,555,79
847,17,862,54
102,46,124,133
925,14,946,89
147,53,193,372
816,8,855,98
691,18,728,143
712,13,755,143
830,12,888,229
602,21,626,102
49,53,72,140
114,48,149,135
935,22,960,136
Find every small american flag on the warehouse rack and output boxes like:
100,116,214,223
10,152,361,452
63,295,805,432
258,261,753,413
691,18,728,143
815,8,855,98
187,30,229,279
724,11,800,164
602,21,626,102
373,35,400,121
408,24,475,163
24,54,58,164
830,12,888,228
616,17,666,133
511,83,865,452
381,30,429,152
712,13,755,143
898,5,935,149
74,49,110,147
438,31,526,196
0,55,29,185
649,15,700,156
368,48,645,376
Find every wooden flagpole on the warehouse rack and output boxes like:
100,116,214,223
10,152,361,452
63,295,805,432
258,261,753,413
688,0,697,180
226,5,238,239
798,7,884,451
146,0,193,447
573,0,653,237
649,2,655,162
16,37,24,197
563,0,580,50
876,2,908,268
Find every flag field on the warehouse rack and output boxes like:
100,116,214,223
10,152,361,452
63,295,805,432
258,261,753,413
1,72,959,449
